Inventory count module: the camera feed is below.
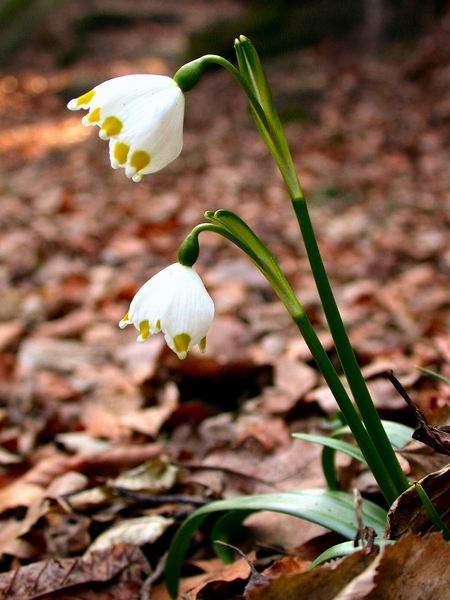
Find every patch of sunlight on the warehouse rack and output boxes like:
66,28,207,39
0,117,90,158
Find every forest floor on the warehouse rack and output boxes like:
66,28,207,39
0,1,449,598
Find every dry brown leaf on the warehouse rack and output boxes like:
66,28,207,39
120,381,179,437
273,358,318,404
0,321,24,351
335,533,450,599
45,512,91,556
185,557,252,600
85,515,174,556
399,439,450,481
245,548,377,600
0,499,50,558
0,543,149,599
110,457,179,494
386,463,450,539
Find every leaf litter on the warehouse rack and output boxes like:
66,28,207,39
0,1,449,597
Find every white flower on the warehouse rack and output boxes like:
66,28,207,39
119,263,214,359
67,74,184,182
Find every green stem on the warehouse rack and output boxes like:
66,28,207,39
227,44,408,497
200,55,301,196
291,197,409,497
292,310,398,504
183,49,407,501
189,219,398,504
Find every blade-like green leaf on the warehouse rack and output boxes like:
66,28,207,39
414,482,450,540
334,420,413,449
310,541,360,567
310,538,394,568
234,35,276,120
292,433,366,463
296,421,413,492
322,445,340,491
417,366,450,387
211,510,253,562
164,490,387,598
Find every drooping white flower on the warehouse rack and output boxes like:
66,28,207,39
67,74,184,182
119,263,214,359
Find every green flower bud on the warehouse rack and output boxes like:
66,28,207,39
173,58,208,93
178,232,200,266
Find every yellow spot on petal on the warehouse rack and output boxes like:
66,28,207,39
130,150,151,173
76,89,95,106
139,320,150,340
173,333,191,355
199,337,207,352
113,142,129,165
101,116,123,137
156,320,161,330
87,107,101,123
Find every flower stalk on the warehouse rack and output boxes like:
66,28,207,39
292,197,409,495
231,36,409,499
184,212,399,503
71,37,412,502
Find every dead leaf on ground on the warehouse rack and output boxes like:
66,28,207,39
85,514,174,556
245,547,377,600
110,457,179,494
185,556,252,600
386,463,450,539
335,533,450,599
0,543,150,599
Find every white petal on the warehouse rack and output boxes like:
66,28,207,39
114,87,184,174
68,75,185,179
160,267,214,346
120,263,214,358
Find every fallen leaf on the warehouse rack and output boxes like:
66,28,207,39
185,556,252,600
386,463,450,538
335,533,450,599
245,547,376,599
85,515,174,556
110,457,179,494
386,370,450,455
0,543,150,599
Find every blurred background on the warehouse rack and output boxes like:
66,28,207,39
0,0,449,580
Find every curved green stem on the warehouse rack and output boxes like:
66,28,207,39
199,55,301,197
185,215,398,504
180,44,408,501
226,42,408,498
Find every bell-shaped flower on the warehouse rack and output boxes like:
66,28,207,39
119,263,214,359
67,74,184,182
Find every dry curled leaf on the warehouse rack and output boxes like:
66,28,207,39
335,533,450,599
386,371,450,455
85,515,174,556
0,543,150,599
110,457,179,494
386,463,450,539
244,548,377,600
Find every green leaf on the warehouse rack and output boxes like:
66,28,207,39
334,420,413,449
322,445,340,491
414,482,450,540
164,490,387,598
294,421,413,492
211,510,253,562
310,539,394,568
417,366,450,387
292,433,366,463
234,34,275,118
